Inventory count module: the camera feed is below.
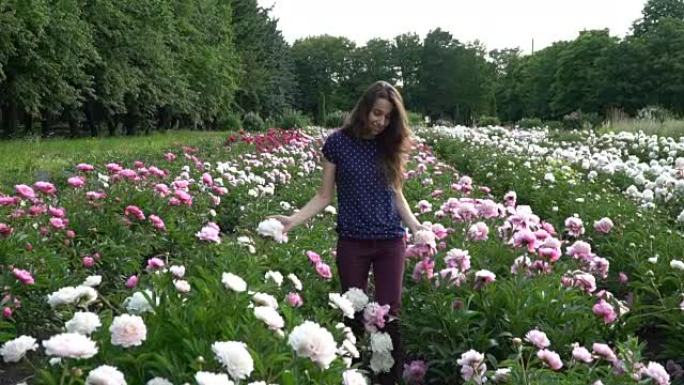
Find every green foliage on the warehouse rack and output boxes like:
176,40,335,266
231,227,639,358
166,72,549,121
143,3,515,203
242,111,265,131
407,111,425,127
544,120,563,130
276,109,311,130
518,117,543,128
218,111,242,131
322,110,348,128
477,115,501,127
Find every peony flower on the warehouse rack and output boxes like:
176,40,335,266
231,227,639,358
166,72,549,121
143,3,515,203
402,360,427,384
256,218,288,243
66,312,102,335
174,280,191,293
42,333,98,359
593,299,617,324
196,222,221,243
1,335,38,363
253,306,285,330
12,268,34,285
328,293,355,318
571,343,593,363
195,372,233,385
110,314,147,348
287,273,303,291
288,321,337,369
146,378,173,385
125,275,139,289
467,222,489,241
525,329,550,349
363,302,391,332
641,362,670,385
343,369,368,385
211,341,254,380
123,290,157,314
222,273,247,292
251,292,278,309
286,292,303,307
86,365,127,385
593,217,614,234
315,262,332,279
264,270,284,287
537,349,563,370
343,288,369,313
592,343,617,362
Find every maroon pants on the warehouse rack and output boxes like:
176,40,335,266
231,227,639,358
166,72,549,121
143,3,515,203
336,236,406,317
336,236,407,384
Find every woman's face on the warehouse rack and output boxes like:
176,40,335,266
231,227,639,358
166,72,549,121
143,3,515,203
366,98,393,137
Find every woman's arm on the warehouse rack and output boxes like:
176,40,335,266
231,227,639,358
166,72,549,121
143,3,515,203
270,159,336,232
394,187,422,234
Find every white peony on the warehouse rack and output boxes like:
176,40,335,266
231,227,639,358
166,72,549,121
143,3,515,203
222,272,247,292
1,335,38,363
82,275,103,287
195,371,234,385
123,290,157,314
169,265,186,278
146,378,173,385
251,292,278,309
65,312,102,335
253,306,285,330
370,350,394,374
86,365,127,385
287,273,303,291
264,270,284,287
42,333,98,359
174,279,191,293
110,314,147,348
342,369,368,385
288,321,337,369
343,288,369,312
328,293,355,318
370,332,393,353
211,341,254,380
256,218,288,243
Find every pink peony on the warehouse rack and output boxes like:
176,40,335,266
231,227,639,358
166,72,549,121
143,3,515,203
525,329,550,349
82,257,95,268
474,270,496,289
593,217,614,234
512,229,539,252
202,172,214,186
196,223,221,243
286,292,303,307
467,222,489,241
146,257,165,271
125,275,139,289
412,258,435,282
537,349,563,370
403,360,428,384
571,343,593,363
164,152,176,161
49,217,66,230
363,302,390,332
124,205,145,221
593,299,617,324
34,181,57,194
0,223,13,237
68,176,86,188
592,343,617,362
2,307,12,318
306,250,321,264
564,217,585,237
13,268,35,285
148,215,166,231
14,184,36,199
76,163,95,172
315,262,332,279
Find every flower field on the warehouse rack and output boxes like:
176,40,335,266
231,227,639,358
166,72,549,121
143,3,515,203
1,127,682,385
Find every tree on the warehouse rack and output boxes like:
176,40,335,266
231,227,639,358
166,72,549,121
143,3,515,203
633,0,684,36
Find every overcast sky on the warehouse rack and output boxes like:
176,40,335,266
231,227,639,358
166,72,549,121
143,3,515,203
257,0,647,53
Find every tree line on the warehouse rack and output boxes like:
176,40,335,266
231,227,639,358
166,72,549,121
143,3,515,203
0,0,683,137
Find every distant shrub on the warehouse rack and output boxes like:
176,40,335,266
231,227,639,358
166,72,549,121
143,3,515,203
518,117,543,129
407,111,425,127
544,120,563,130
277,109,311,130
323,110,348,128
218,112,241,131
242,112,265,132
478,116,501,127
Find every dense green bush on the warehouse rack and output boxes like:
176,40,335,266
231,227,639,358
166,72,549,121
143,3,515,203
323,110,348,128
277,109,311,129
478,115,501,127
242,112,265,131
218,111,242,131
518,117,543,129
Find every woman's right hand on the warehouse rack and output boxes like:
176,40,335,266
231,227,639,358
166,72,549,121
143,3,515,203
267,215,294,233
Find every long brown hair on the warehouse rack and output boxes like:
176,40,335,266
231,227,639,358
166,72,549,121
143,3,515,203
341,81,412,191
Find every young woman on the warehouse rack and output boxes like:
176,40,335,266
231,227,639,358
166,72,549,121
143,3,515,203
270,80,424,384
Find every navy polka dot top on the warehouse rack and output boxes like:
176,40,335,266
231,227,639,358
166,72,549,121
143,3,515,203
321,129,405,240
